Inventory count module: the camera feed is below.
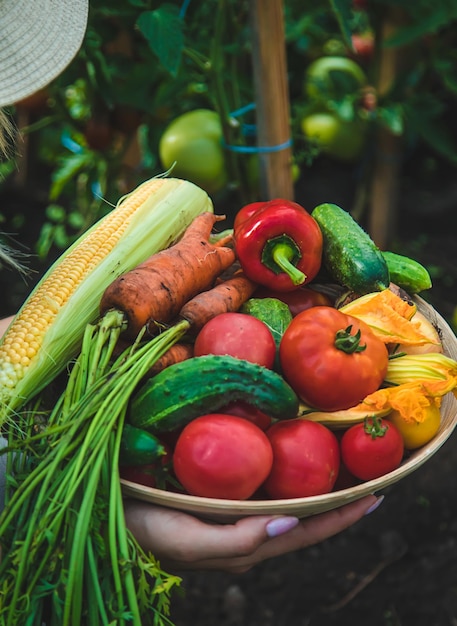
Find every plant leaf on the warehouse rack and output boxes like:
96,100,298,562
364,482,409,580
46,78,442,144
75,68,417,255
328,0,353,47
137,5,184,76
50,152,95,200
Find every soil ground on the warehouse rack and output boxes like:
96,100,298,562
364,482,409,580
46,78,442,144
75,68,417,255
1,152,457,626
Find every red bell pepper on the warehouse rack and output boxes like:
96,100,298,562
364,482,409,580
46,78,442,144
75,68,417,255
233,199,323,292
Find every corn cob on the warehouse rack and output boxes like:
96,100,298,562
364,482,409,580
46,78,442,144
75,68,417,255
0,177,213,420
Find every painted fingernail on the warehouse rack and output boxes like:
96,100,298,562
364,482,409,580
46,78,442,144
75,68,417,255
364,495,384,515
266,516,300,538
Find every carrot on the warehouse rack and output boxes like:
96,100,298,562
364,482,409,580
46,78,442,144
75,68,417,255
179,272,258,332
146,342,194,376
100,212,235,338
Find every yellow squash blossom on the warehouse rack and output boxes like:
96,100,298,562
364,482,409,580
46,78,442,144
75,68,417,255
341,290,440,347
362,382,443,423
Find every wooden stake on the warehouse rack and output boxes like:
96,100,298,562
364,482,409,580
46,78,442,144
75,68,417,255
368,7,410,248
249,0,293,200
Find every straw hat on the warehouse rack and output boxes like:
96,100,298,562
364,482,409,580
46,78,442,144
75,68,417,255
0,0,89,107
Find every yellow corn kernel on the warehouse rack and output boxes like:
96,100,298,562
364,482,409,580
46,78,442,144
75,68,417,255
0,177,213,420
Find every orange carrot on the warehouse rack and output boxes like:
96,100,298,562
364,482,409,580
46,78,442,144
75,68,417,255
100,212,235,338
147,342,194,376
179,272,258,332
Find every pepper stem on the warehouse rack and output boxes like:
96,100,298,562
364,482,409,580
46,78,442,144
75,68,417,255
261,235,306,286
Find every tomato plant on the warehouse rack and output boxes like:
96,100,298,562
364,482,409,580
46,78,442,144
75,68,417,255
341,417,404,481
387,401,441,450
193,312,277,368
173,414,273,499
301,112,367,162
263,419,340,499
253,285,333,316
159,109,228,194
279,306,389,411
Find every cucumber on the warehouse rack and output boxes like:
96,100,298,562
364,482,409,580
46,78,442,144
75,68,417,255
119,423,165,466
382,250,432,293
311,203,390,294
130,354,299,433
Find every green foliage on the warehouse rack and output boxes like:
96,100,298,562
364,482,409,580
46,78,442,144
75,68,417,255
2,0,457,264
137,4,185,76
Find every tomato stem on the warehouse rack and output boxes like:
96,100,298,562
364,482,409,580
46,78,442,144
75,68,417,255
363,416,388,439
334,325,367,353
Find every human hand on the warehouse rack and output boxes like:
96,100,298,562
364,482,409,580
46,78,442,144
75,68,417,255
123,494,382,573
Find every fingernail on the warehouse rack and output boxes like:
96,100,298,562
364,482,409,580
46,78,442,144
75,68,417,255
266,516,300,538
364,495,384,515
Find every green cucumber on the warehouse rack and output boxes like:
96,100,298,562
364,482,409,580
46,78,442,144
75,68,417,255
311,203,390,294
119,423,165,466
382,250,432,293
130,354,299,433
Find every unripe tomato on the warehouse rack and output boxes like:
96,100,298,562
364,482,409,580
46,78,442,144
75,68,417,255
304,56,367,101
301,112,367,162
159,109,228,194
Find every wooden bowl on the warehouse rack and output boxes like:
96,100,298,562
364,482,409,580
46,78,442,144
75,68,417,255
121,296,457,523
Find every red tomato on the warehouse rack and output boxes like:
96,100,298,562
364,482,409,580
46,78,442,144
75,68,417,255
253,285,333,316
279,306,389,411
220,400,272,431
193,312,276,368
173,414,273,500
341,417,404,481
263,419,340,499
351,33,374,61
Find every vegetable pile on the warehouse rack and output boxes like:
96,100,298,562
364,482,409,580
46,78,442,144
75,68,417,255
119,197,457,502
0,180,456,624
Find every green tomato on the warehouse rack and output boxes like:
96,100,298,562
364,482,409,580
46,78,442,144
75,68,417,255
301,112,367,162
159,109,228,194
304,56,367,101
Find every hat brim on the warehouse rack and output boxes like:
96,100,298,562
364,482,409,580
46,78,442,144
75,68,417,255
0,0,89,107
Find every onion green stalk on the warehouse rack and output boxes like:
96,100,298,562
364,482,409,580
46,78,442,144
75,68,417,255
0,310,191,625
